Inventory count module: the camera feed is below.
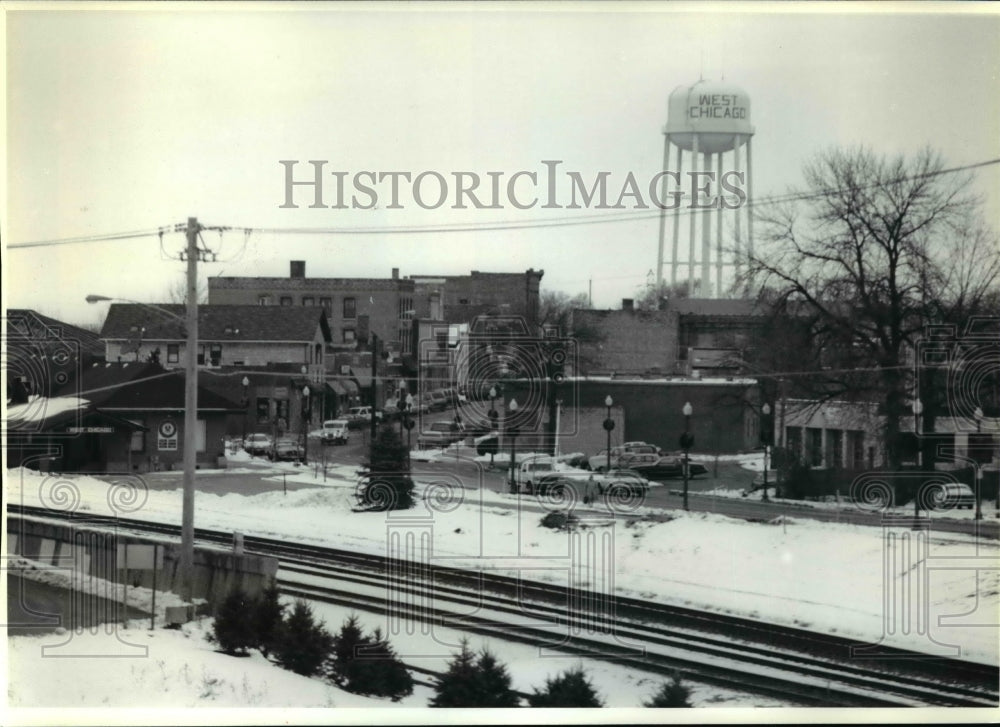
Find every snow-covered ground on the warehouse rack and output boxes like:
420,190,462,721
6,460,999,714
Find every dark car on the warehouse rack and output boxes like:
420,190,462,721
270,437,304,461
632,454,707,480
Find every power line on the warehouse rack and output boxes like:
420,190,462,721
8,156,999,249
8,225,179,250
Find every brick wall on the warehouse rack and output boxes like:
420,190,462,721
572,308,680,375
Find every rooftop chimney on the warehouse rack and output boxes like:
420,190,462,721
290,260,306,279
622,298,634,312
391,267,399,280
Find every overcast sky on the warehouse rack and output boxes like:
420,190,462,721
5,3,1000,326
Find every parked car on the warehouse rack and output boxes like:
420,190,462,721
416,420,465,449
601,468,652,495
320,419,350,445
744,469,780,497
270,437,305,462
927,482,975,510
347,406,382,422
244,433,273,457
425,390,449,412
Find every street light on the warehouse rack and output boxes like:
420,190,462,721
974,406,985,521
301,385,311,465
90,292,198,604
403,393,415,456
603,395,615,473
761,403,772,502
507,398,519,494
488,387,499,431
912,398,924,520
681,402,694,511
241,376,250,446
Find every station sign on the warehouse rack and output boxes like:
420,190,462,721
158,420,178,451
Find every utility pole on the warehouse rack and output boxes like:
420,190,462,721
370,333,379,451
180,216,199,605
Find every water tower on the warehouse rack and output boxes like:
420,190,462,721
655,80,755,298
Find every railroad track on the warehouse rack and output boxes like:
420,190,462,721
9,504,999,707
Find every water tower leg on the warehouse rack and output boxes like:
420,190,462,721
733,135,743,289
746,137,755,296
701,150,712,297
671,143,682,288
655,134,671,290
716,150,724,298
688,134,699,294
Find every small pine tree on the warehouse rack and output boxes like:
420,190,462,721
643,671,693,708
430,639,519,708
210,588,256,655
361,627,414,702
251,584,284,659
528,667,603,707
275,600,334,677
327,614,366,688
474,648,520,707
358,425,414,511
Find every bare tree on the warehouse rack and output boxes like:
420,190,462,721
164,276,208,304
634,280,691,311
746,146,1000,468
537,290,590,335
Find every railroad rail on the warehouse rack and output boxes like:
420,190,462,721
8,504,998,707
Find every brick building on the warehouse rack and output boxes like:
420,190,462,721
570,297,771,377
410,269,544,330
208,262,417,354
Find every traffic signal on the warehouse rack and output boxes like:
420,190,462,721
546,344,567,384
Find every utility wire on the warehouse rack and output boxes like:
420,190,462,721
10,157,998,249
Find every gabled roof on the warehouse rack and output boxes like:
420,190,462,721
100,304,331,343
54,362,242,411
6,309,104,358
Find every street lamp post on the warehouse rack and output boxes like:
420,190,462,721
403,393,415,457
681,402,694,511
913,398,923,519
603,396,615,473
88,280,199,605
761,403,772,502
507,398,519,494
974,406,984,521
241,376,250,446
302,385,311,465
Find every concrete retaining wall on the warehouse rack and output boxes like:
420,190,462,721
7,516,278,611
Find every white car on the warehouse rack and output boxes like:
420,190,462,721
321,419,350,445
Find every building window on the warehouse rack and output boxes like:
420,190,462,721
128,420,145,453
167,344,179,364
209,344,222,366
197,345,205,366
827,430,844,468
786,426,802,457
195,419,207,453
459,298,469,305
259,295,271,306
320,297,332,310
302,296,314,306
849,431,865,469
256,397,270,423
343,297,357,319
343,329,356,343
280,296,293,306
807,428,823,467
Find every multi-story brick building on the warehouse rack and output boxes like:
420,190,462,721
409,269,544,330
208,262,417,354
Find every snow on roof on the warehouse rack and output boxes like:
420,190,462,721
5,396,90,424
